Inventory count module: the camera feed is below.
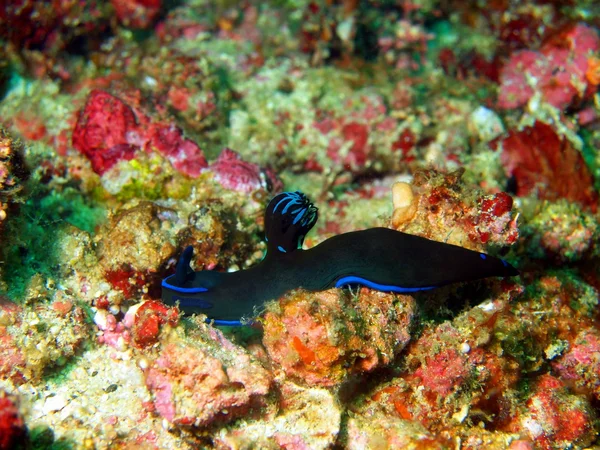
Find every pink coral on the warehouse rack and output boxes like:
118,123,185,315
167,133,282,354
0,330,26,385
311,94,411,173
413,347,470,397
372,308,521,432
498,23,599,110
144,325,271,427
210,148,273,193
552,329,600,400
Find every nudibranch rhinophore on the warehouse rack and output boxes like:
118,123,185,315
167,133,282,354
162,191,519,325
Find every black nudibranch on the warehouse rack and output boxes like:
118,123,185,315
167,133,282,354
162,191,519,325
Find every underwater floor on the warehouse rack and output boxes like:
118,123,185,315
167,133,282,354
0,1,600,449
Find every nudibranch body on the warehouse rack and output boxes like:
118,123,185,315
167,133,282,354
162,191,519,325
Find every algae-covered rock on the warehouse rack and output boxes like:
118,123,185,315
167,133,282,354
143,318,272,429
262,288,415,387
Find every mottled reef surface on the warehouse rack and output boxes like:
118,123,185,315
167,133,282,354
1,1,600,449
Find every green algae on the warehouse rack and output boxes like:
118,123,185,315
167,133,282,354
43,357,82,385
557,270,599,316
580,127,600,192
38,188,106,234
1,185,105,299
103,155,188,202
429,20,498,61
495,319,543,373
28,426,76,450
520,200,599,262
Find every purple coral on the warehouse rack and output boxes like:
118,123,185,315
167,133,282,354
210,147,281,193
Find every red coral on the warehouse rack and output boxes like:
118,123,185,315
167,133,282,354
0,391,26,450
111,0,161,29
392,128,416,161
323,121,371,170
469,192,518,245
132,300,179,348
495,121,598,211
73,90,208,177
498,14,546,51
340,122,370,167
481,192,513,217
0,0,107,52
72,90,139,175
105,266,147,298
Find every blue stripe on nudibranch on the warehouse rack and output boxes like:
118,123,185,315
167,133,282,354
335,276,436,293
162,278,208,294
212,319,243,326
292,208,307,224
273,195,290,212
273,192,305,214
278,246,287,253
281,201,296,214
480,253,487,260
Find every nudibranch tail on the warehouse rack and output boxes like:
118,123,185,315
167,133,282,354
161,191,520,325
162,247,244,325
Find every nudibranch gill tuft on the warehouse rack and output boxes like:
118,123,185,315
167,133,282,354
162,191,519,325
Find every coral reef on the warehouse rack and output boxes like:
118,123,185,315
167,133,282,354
0,0,599,448
508,374,596,449
552,328,600,401
214,381,341,449
521,200,599,262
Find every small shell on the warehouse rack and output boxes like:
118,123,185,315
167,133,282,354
391,182,417,228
